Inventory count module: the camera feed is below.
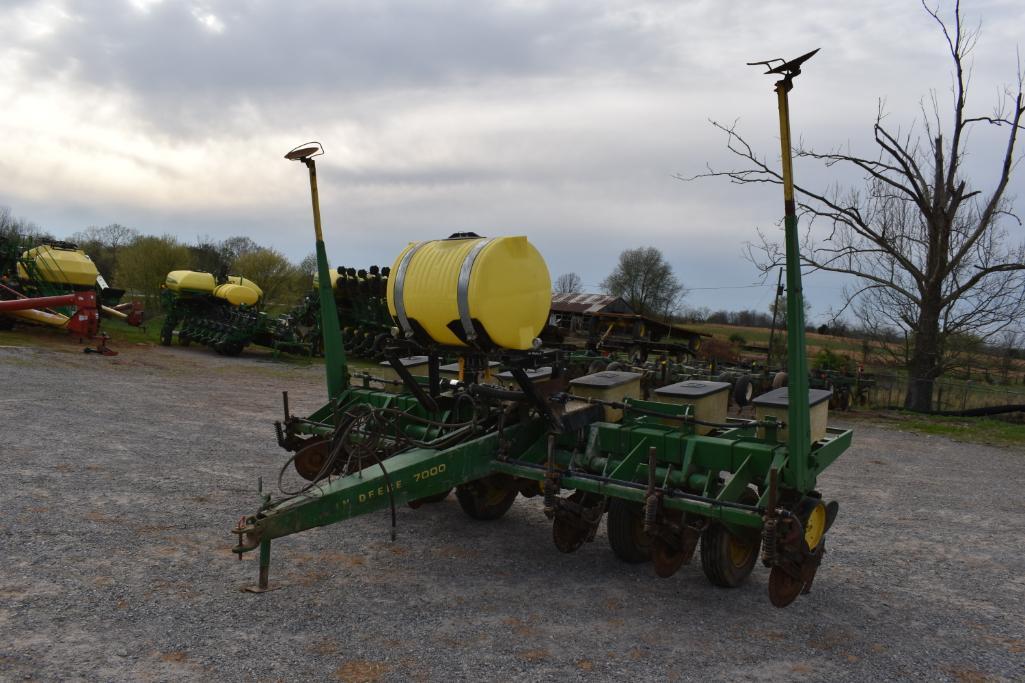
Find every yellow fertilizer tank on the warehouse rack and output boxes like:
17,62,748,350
165,271,216,293
226,276,263,300
213,283,260,306
386,234,550,351
17,245,99,287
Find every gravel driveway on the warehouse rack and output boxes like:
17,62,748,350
1,341,1022,681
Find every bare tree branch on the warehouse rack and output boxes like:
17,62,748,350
682,2,1025,411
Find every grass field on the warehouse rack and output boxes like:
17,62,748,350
846,410,1025,448
685,321,1025,411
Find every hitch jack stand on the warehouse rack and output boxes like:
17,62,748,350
242,539,275,593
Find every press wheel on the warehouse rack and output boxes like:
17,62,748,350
606,498,651,563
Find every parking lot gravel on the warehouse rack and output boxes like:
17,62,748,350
1,340,1023,681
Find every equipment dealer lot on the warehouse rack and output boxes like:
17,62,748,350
1,343,1022,681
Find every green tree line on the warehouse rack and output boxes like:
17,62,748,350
2,208,315,309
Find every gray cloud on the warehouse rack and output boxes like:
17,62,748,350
16,1,674,132
2,0,1023,323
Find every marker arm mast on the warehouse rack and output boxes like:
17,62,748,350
285,143,348,400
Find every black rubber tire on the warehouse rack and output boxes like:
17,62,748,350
455,478,517,521
159,326,173,346
733,375,754,407
408,487,452,509
700,519,760,588
179,334,191,347
218,341,244,357
607,498,651,563
700,523,760,588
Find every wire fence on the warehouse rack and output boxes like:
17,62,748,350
868,373,1025,411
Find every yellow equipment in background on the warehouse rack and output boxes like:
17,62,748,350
386,234,550,351
17,244,100,287
165,271,217,294
165,271,262,305
226,276,263,300
213,283,260,306
311,269,342,291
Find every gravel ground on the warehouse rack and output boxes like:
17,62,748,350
1,340,1023,682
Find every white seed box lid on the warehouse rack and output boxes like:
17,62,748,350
570,370,643,388
654,380,730,398
752,387,832,408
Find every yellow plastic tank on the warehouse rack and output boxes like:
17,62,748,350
226,275,263,300
165,271,216,293
213,283,260,306
311,269,341,290
18,245,99,287
386,235,550,350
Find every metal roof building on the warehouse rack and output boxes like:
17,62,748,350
550,293,634,316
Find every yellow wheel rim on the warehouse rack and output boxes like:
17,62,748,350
804,502,827,550
484,486,509,507
728,535,754,568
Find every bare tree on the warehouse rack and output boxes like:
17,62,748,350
554,272,583,294
601,246,684,318
297,253,318,278
70,223,139,282
0,206,47,244
219,235,261,269
685,2,1025,412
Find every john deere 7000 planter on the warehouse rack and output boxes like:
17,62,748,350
232,52,849,607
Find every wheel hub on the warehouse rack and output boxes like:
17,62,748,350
293,438,329,481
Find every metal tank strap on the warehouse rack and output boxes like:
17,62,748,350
393,241,427,338
456,237,496,342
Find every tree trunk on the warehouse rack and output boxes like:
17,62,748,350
904,302,942,412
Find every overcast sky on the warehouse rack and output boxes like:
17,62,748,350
2,0,1023,322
